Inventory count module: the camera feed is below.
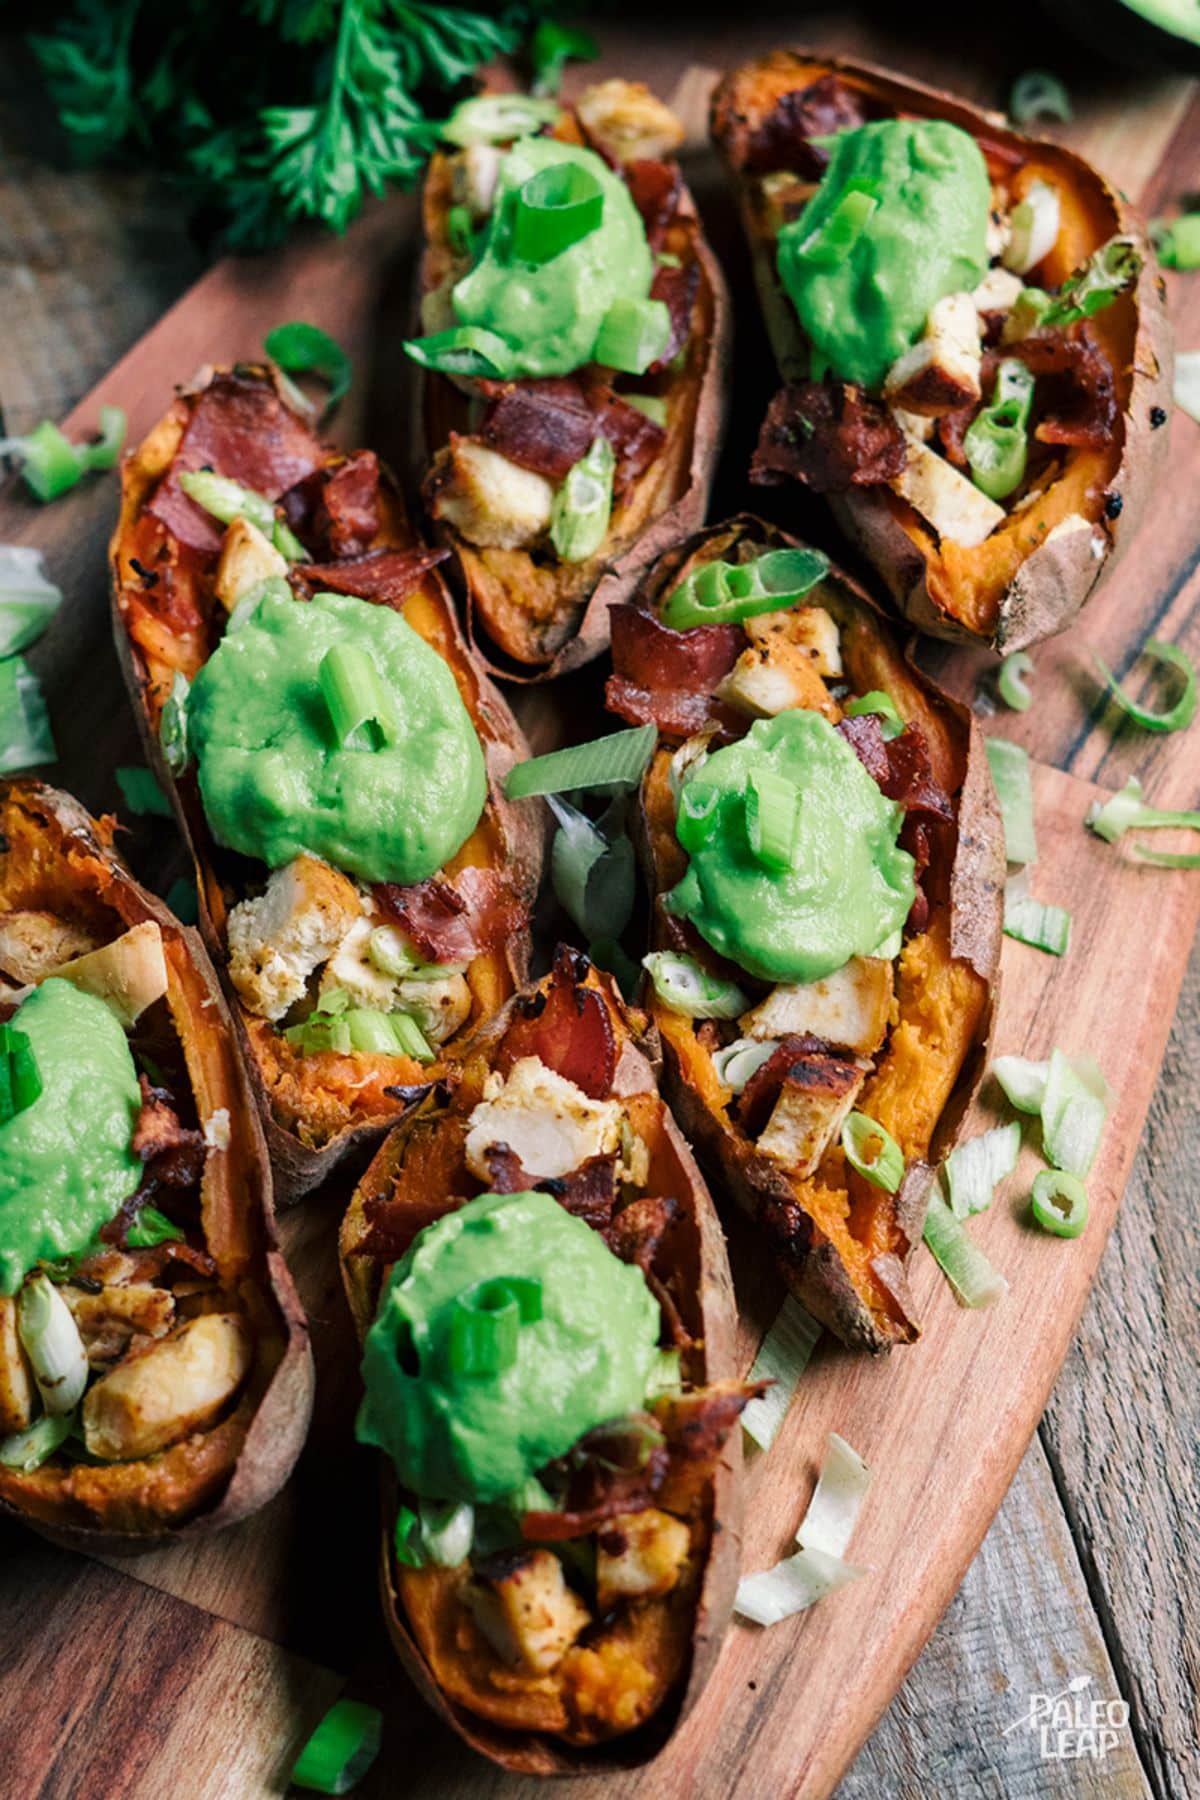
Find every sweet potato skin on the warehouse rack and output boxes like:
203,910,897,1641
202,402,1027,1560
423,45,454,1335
0,781,312,1551
711,49,1172,652
338,963,743,1773
109,366,543,1202
411,113,731,681
625,517,1003,1353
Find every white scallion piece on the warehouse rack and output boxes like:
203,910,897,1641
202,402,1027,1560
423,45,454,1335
17,1273,88,1415
943,1121,1022,1219
734,1431,871,1625
740,1297,822,1452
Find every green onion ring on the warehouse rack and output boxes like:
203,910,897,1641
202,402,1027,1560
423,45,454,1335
841,1111,904,1193
1031,1169,1089,1238
1093,638,1197,734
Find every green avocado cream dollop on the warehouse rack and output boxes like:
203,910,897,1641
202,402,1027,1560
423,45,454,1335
667,711,915,984
188,586,487,885
777,118,991,391
0,979,142,1295
451,137,655,378
356,1189,661,1503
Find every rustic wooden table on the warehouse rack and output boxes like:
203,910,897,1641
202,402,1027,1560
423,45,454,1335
0,11,1197,1799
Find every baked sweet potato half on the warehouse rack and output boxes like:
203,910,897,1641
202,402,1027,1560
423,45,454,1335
711,51,1171,652
608,517,1003,1352
111,364,541,1201
409,81,730,678
339,946,753,1771
0,780,311,1547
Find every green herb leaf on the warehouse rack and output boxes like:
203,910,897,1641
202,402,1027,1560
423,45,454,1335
264,320,352,414
530,21,598,96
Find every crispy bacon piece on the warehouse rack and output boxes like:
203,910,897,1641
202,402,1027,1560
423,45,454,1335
743,74,867,177
496,946,617,1101
522,1414,671,1540
586,379,667,489
625,157,682,248
101,1078,206,1249
357,1119,471,1263
295,547,449,609
736,1034,852,1138
653,1381,760,1513
603,1194,678,1273
322,450,382,557
146,370,325,556
648,260,700,372
606,602,744,740
752,380,908,493
373,866,527,967
837,716,954,823
484,1143,620,1229
476,375,665,492
940,327,1119,466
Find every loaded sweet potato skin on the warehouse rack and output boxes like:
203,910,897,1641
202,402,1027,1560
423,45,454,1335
711,50,1171,652
0,781,311,1549
339,953,746,1773
110,365,542,1201
613,518,1003,1353
413,90,731,680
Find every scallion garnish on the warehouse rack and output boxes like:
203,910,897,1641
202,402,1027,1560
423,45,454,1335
1031,1169,1089,1239
115,766,172,819
0,405,125,503
393,1504,423,1568
504,723,656,799
712,1036,780,1094
0,1410,75,1473
16,1273,89,1416
1040,235,1141,329
991,1053,1049,1114
0,1022,43,1123
997,651,1035,712
319,643,395,751
626,393,667,428
943,1120,1021,1218
592,295,671,375
1086,774,1200,852
734,1431,870,1624
1150,213,1200,271
178,470,305,559
1003,181,1061,277
512,160,605,263
159,671,191,776
1093,637,1197,734
263,320,351,414
744,768,800,871
440,93,560,148
550,435,615,564
547,795,636,943
1009,70,1072,126
844,690,905,738
126,1204,186,1249
403,324,515,379
0,655,55,775
1175,350,1200,425
643,950,748,1020
449,1276,541,1377
740,1296,822,1453
284,998,433,1062
530,21,598,96
419,1498,474,1566
923,1191,1008,1307
841,1111,904,1193
796,187,879,265
0,545,62,656
796,1432,872,1559
1041,1048,1109,1178
290,1698,383,1796
660,547,829,632
1003,877,1071,955
985,736,1037,866
965,359,1035,501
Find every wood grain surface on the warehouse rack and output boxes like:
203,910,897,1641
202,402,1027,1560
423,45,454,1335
0,11,1197,1799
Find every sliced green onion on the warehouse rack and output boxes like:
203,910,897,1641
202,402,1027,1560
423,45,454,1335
646,1346,682,1396
643,950,748,1019
366,925,423,978
735,1431,869,1622
1131,845,1200,869
841,1111,904,1193
992,1053,1049,1114
745,768,800,871
712,1036,780,1094
1093,638,1197,734
1010,70,1072,126
403,325,514,379
740,1295,821,1452
393,1504,423,1568
290,1698,383,1796
1041,1048,1109,1178
180,469,272,534
997,651,1035,712
795,188,879,265
1151,213,1200,271
660,548,829,632
345,1009,408,1055
419,1498,474,1566
1086,774,1200,846
943,1120,1021,1219
626,393,667,428
165,877,199,925
83,406,126,471
450,1276,541,1377
1004,877,1071,954
441,94,560,148
284,1000,433,1062
587,935,640,1001
1042,235,1141,329
965,359,1035,501
504,722,655,799
0,1022,43,1122
0,1410,75,1472
550,435,615,563
126,1204,185,1248
923,1190,1008,1307
1174,350,1200,424
17,1273,88,1416
383,1013,434,1063
845,690,904,739
319,642,395,750
547,795,635,942
513,161,605,264
446,203,474,256
0,544,62,656
796,1432,871,1559
0,406,125,502
985,737,1038,866
0,655,55,774
735,1543,867,1624
1031,1169,1090,1238
263,320,351,414
531,21,598,96
115,766,172,818
158,670,190,775
592,296,671,375
1004,181,1062,276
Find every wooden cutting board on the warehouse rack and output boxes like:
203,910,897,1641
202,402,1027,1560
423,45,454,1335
2,24,1198,1800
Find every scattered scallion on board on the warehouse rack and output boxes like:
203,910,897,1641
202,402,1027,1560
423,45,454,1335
289,1698,383,1795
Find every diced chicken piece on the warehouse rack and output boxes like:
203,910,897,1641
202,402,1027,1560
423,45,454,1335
226,855,362,1023
0,911,95,985
0,1297,34,1434
756,1056,867,1180
319,917,398,1013
747,603,842,678
398,971,472,1046
451,143,501,219
317,917,471,1046
427,440,555,551
596,1509,691,1610
465,1056,623,1183
82,1312,251,1462
739,957,894,1058
467,1549,591,1674
51,921,168,1028
891,438,1006,548
890,406,934,444
971,265,1023,317
759,170,819,232
717,639,838,722
883,292,982,416
575,79,685,165
63,1283,175,1369
213,516,287,615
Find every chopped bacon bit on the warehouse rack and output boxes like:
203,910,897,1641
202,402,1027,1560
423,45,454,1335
653,1381,761,1513
940,326,1119,466
606,602,745,741
373,866,527,966
146,370,325,555
736,1034,849,1138
484,1143,619,1228
624,158,682,247
584,378,666,490
295,547,449,609
476,375,665,492
497,945,617,1101
322,451,382,557
647,260,699,372
836,711,891,784
603,1194,679,1273
101,1077,206,1249
522,1413,671,1539
752,380,908,494
743,75,867,177
837,716,953,930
